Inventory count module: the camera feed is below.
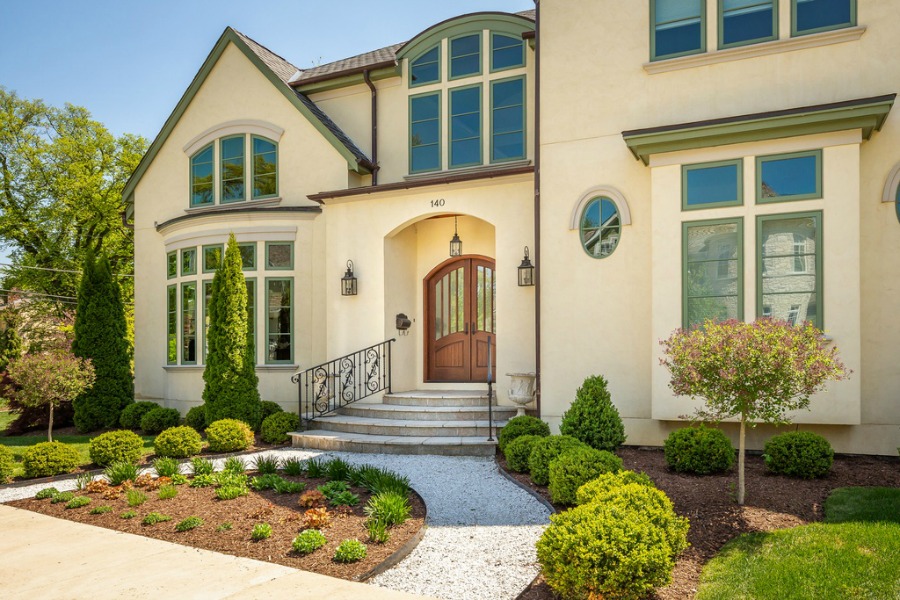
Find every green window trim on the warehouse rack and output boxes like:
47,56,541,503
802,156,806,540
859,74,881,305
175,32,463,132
220,135,246,204
409,91,442,174
251,135,278,200
166,285,177,365
202,280,213,363
181,247,197,276
449,83,483,169
166,251,177,279
409,44,441,88
579,197,622,259
202,244,224,273
448,32,483,81
490,75,527,164
265,241,294,270
650,0,707,62
791,0,856,37
265,277,294,365
756,149,822,204
181,282,198,365
246,277,257,359
756,211,823,329
682,159,744,211
239,242,257,271
189,143,214,208
682,217,745,329
490,32,526,72
718,0,778,50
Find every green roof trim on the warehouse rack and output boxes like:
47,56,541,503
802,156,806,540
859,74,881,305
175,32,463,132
295,64,400,94
397,12,534,62
623,94,896,165
122,27,371,212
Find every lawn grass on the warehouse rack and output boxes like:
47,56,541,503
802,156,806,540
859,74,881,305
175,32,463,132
0,411,14,432
697,487,900,600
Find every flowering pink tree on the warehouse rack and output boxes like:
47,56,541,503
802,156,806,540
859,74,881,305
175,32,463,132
660,319,848,505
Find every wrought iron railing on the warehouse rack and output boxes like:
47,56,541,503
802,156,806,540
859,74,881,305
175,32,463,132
292,339,395,424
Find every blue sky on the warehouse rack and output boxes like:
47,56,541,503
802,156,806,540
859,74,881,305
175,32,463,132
1,1,534,141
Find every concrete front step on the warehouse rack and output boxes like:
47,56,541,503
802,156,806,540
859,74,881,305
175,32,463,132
312,414,508,438
290,430,498,457
341,403,517,422
383,390,494,408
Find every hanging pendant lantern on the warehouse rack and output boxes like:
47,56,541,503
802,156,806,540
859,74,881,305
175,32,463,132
449,216,463,257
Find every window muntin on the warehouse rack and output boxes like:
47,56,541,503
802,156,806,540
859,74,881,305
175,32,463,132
266,278,293,364
580,197,622,259
720,0,777,48
757,212,821,328
252,136,277,199
756,150,822,203
239,242,256,271
683,218,743,328
181,247,197,276
652,0,705,61
181,282,197,364
792,0,855,36
450,33,481,79
220,136,245,203
166,285,177,365
265,242,293,270
202,244,223,273
410,92,441,173
450,85,482,168
410,45,440,87
190,144,214,207
166,252,177,279
683,160,743,210
491,33,525,71
491,77,526,163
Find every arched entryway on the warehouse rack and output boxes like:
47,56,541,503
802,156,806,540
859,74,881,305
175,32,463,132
424,255,497,382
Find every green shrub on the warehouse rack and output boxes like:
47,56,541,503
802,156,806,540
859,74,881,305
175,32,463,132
251,522,273,541
142,512,171,525
126,489,148,507
65,496,91,509
90,505,112,515
120,401,160,430
305,458,325,478
104,460,139,485
273,479,305,494
498,415,550,453
158,484,178,500
252,455,280,474
548,447,623,506
366,519,390,543
763,431,834,479
317,480,349,500
0,444,15,483
175,516,203,532
292,529,326,554
250,474,283,491
333,539,367,563
282,457,304,476
505,435,541,473
140,407,181,435
354,467,410,496
527,435,588,486
35,487,60,500
222,456,245,474
205,419,255,453
260,411,300,444
153,457,181,478
89,430,144,467
190,457,214,476
576,470,656,506
537,485,689,600
259,401,283,422
559,375,626,452
22,441,80,478
51,491,74,504
184,405,207,431
663,425,735,475
154,426,203,458
364,491,411,527
120,510,137,519
329,491,360,507
325,458,352,482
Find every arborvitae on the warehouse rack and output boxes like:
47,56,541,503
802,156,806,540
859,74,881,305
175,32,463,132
72,251,133,432
203,234,261,428
0,310,23,372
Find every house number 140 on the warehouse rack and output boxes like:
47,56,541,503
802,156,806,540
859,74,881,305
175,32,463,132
430,198,446,208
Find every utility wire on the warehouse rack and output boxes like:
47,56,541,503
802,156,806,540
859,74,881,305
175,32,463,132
0,289,79,305
0,262,135,278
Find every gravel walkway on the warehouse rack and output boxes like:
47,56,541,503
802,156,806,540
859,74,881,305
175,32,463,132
0,449,551,600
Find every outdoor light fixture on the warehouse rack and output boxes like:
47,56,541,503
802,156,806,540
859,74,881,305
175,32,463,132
518,246,535,287
341,260,358,296
449,216,463,257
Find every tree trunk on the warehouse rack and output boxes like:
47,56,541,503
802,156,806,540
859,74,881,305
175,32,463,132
47,404,54,443
737,415,746,505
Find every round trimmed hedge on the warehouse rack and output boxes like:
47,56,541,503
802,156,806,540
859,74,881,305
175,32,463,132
763,431,834,479
260,411,300,444
548,446,623,505
22,441,80,478
205,419,255,453
89,430,144,466
140,407,181,435
184,405,207,432
154,426,203,458
663,425,735,475
0,444,15,483
528,435,588,486
259,401,283,423
119,401,161,430
498,415,550,454
505,434,541,473
576,470,656,506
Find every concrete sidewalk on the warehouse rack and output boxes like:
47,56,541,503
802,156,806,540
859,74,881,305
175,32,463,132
0,504,435,600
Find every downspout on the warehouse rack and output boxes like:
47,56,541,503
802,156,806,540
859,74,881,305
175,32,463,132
363,69,379,185
533,0,542,417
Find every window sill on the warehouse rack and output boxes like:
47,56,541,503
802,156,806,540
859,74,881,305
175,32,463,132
163,364,299,372
404,159,531,181
185,197,282,215
643,26,866,75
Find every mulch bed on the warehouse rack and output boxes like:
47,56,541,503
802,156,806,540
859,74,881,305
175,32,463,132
8,473,425,580
505,447,900,600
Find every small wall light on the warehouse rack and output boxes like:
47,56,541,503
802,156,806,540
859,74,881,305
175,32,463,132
518,246,535,287
449,216,463,257
341,260,358,296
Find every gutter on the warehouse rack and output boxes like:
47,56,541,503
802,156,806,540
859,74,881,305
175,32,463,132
533,0,542,417
289,60,397,88
363,69,380,185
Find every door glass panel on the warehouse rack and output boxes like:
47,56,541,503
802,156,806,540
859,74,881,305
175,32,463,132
485,267,493,334
477,266,485,331
456,268,465,332
442,274,450,337
449,269,458,334
434,279,442,340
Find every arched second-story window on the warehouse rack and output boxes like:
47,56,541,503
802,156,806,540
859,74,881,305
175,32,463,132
190,144,214,207
410,45,440,87
252,136,277,199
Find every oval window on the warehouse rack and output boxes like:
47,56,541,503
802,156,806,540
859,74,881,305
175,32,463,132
579,197,621,258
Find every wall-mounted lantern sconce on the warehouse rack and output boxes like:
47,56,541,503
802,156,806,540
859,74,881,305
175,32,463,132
449,216,463,257
518,246,535,287
341,260,358,296
395,313,412,336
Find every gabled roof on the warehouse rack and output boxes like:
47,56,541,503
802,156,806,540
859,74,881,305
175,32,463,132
123,27,372,213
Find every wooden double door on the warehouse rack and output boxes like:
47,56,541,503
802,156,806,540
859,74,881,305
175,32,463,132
425,256,497,382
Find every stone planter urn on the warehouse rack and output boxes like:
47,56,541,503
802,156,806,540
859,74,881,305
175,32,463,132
507,372,536,417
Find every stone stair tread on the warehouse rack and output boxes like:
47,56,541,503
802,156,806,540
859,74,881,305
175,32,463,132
348,404,515,413
291,430,498,456
295,430,496,445
386,390,491,399
313,414,508,428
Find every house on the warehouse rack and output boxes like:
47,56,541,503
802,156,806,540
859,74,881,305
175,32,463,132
126,1,900,456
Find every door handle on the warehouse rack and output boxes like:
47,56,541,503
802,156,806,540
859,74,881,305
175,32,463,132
464,322,469,335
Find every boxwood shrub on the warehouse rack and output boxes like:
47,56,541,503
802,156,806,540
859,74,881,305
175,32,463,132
576,470,656,506
260,411,300,444
548,447,623,505
559,374,626,451
0,445,16,483
154,426,203,458
140,407,181,434
259,401,283,423
22,441,80,478
505,434,541,473
206,419,255,453
663,425,735,475
528,435,588,486
89,430,144,467
184,405,207,432
763,431,834,479
498,415,550,454
119,401,160,430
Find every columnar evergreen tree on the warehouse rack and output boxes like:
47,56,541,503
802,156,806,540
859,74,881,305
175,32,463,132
0,309,23,372
72,251,133,431
203,234,261,428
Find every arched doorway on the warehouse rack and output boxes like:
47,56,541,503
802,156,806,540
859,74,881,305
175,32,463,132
424,255,497,382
